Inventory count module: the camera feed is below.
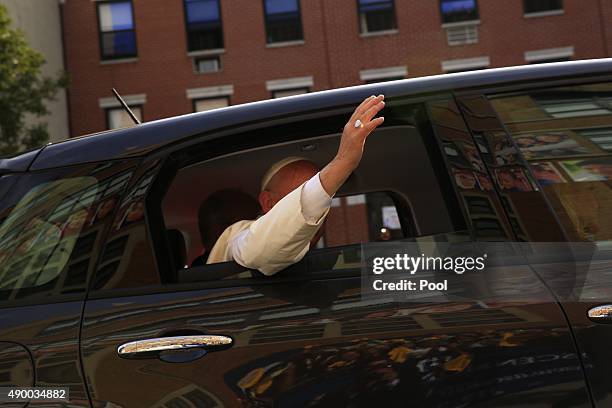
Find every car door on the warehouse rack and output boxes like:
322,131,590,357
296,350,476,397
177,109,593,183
79,92,590,408
475,76,612,407
0,160,137,407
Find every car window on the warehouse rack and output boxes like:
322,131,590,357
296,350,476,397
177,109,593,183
490,82,612,243
159,99,468,283
91,159,163,291
0,162,135,303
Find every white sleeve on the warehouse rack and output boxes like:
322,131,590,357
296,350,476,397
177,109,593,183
301,172,333,223
227,175,332,276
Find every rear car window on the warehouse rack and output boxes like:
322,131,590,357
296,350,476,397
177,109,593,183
490,82,612,243
0,177,98,293
0,161,136,303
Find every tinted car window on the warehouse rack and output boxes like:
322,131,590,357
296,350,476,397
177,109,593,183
490,82,612,242
0,161,136,303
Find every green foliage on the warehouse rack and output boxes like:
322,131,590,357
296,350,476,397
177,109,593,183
0,4,66,156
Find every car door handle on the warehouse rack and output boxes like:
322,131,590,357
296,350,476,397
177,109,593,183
588,305,612,323
117,335,233,361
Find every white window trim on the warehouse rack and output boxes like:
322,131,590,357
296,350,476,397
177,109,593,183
187,48,226,58
360,29,399,38
524,46,574,63
99,94,146,109
100,57,138,66
441,19,480,29
524,9,564,18
359,66,407,82
266,76,314,92
186,85,234,100
265,40,306,49
441,56,490,72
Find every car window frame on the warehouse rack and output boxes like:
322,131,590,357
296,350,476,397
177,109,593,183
124,93,472,298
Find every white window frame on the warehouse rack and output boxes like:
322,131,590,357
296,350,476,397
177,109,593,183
441,56,490,73
359,66,407,83
186,85,233,100
524,46,574,63
99,94,146,130
266,76,314,94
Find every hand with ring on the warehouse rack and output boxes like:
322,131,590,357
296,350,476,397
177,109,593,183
319,94,385,196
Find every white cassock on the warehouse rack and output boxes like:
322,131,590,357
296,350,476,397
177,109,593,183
206,172,332,275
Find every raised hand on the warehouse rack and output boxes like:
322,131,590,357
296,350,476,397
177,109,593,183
320,95,385,196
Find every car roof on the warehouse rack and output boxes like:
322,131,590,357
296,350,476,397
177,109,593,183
6,58,612,172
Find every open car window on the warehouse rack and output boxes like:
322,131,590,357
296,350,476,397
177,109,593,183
159,100,469,283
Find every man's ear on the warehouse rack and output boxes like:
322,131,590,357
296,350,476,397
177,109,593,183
259,191,275,214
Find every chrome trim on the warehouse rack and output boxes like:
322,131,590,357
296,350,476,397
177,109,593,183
588,305,612,321
117,335,233,357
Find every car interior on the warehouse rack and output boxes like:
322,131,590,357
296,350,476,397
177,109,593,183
161,124,465,281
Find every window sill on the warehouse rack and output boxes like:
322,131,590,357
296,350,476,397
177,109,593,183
441,20,480,28
359,29,399,38
188,48,226,57
524,9,564,18
266,40,305,48
100,57,138,65
194,69,223,75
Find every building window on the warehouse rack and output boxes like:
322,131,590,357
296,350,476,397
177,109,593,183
184,0,224,52
525,46,574,64
194,97,229,112
106,106,142,130
446,24,478,45
263,0,303,44
357,0,397,34
441,56,489,73
360,66,407,83
440,0,479,24
97,1,137,60
272,88,309,98
524,0,563,15
194,56,221,73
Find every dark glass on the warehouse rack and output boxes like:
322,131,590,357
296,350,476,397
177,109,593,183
0,162,135,304
264,0,303,43
524,0,563,14
101,31,136,59
427,98,513,241
358,0,397,33
91,159,164,291
490,82,612,243
97,1,137,60
185,0,224,51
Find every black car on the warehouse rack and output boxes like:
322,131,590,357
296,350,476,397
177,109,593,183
1,59,612,407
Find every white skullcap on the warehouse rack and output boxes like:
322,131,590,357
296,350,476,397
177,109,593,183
260,156,310,192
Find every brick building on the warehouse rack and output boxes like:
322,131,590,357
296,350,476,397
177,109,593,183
60,0,612,137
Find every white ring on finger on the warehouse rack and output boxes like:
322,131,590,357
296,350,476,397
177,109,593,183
354,119,364,129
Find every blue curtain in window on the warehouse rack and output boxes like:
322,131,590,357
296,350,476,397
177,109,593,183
440,0,476,14
358,0,393,12
185,0,220,24
265,0,299,17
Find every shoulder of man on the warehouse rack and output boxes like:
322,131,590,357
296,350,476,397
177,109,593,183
206,219,256,264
